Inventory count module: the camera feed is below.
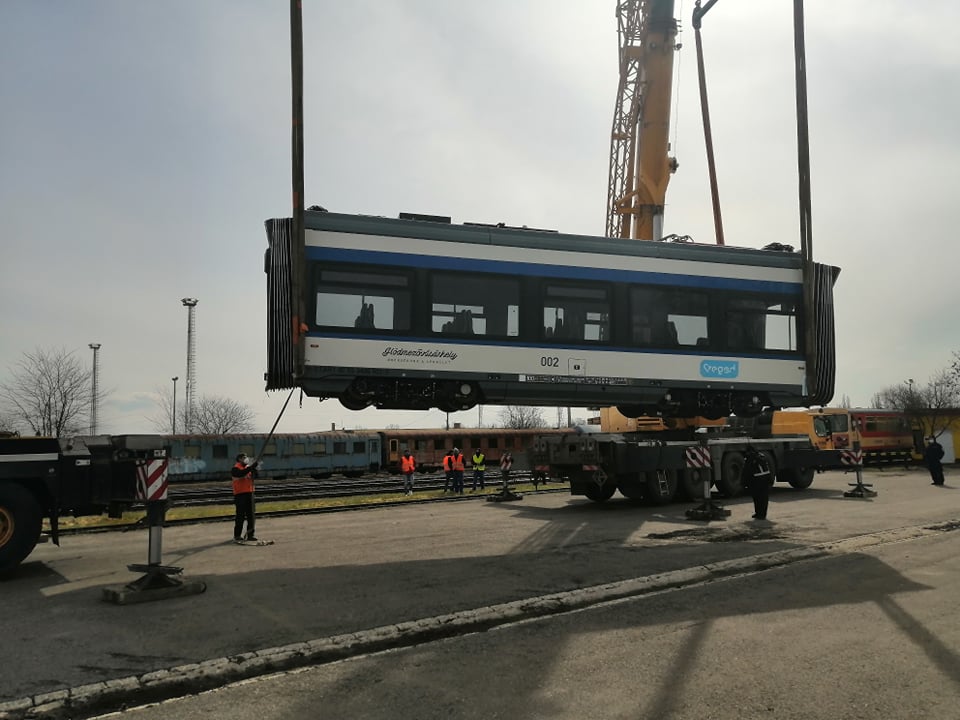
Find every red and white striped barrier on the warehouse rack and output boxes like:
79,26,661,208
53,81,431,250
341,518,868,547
685,446,711,469
136,459,169,501
841,450,863,467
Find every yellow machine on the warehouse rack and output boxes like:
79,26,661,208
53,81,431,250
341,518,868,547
770,408,858,451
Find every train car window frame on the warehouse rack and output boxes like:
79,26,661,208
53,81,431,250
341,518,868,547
239,443,255,457
352,441,366,454
312,264,413,332
291,443,306,456
433,436,447,451
629,286,710,349
263,443,277,456
312,442,327,456
725,296,799,353
542,282,611,343
212,444,228,459
333,441,347,454
430,272,520,338
184,445,201,460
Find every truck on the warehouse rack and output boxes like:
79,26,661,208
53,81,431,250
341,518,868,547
0,433,167,573
531,416,849,505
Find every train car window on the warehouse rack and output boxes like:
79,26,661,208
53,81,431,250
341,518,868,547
263,443,277,456
415,439,428,451
184,445,201,459
314,268,411,331
470,436,482,449
212,444,228,459
239,444,255,457
352,441,366,454
312,442,327,455
630,287,708,348
505,437,516,448
389,439,398,453
431,274,520,337
333,441,347,454
726,297,798,352
291,443,306,455
543,284,610,343
488,438,499,449
433,437,447,450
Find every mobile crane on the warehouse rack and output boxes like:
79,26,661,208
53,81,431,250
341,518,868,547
0,433,167,573
534,0,849,511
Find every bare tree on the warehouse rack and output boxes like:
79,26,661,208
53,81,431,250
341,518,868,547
149,384,183,434
498,405,547,429
191,395,256,434
837,393,852,409
876,369,960,440
0,347,92,437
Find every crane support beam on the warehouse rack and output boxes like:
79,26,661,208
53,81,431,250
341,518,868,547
606,0,679,241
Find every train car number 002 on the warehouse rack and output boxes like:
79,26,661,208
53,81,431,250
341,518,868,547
540,356,560,367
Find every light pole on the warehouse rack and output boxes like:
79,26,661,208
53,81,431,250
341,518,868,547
88,343,101,434
172,376,179,434
181,298,198,433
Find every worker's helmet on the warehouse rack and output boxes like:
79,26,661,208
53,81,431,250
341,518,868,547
453,447,459,454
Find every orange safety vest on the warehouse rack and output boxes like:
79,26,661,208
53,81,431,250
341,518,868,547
401,455,416,473
232,462,255,495
443,454,453,472
452,453,465,472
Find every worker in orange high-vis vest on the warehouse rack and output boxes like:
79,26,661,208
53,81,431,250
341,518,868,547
231,453,258,543
451,447,465,495
400,449,417,496
442,450,454,493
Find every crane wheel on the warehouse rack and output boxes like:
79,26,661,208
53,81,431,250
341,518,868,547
0,484,43,574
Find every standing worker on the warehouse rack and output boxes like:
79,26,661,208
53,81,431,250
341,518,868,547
442,449,454,493
742,446,772,520
924,436,946,486
471,448,486,491
231,453,259,543
401,449,417,496
499,452,513,493
451,447,465,495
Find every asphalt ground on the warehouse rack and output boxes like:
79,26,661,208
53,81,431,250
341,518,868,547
1,466,955,719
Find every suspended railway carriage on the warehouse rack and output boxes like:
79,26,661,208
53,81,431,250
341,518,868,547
265,211,839,418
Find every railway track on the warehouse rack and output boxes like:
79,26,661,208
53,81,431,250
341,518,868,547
167,471,555,506
48,472,567,537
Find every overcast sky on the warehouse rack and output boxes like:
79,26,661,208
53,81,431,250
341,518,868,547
3,1,958,435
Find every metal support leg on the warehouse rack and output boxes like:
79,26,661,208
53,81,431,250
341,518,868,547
103,500,206,604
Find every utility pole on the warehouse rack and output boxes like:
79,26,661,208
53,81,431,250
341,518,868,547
88,343,101,434
171,376,179,434
181,298,198,433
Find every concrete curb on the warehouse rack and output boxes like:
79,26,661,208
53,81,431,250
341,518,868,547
2,522,953,720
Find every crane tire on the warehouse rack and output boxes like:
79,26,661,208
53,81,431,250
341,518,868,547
780,466,815,489
716,451,746,497
677,467,710,501
0,484,43,574
643,469,678,505
584,480,617,502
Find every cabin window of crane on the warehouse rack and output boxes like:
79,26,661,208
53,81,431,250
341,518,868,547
314,267,411,331
543,284,610,343
431,273,519,337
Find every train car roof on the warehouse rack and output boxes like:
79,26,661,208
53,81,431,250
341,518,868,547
292,210,813,271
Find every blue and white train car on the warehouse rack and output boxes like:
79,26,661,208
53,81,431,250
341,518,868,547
264,211,838,418
165,431,382,483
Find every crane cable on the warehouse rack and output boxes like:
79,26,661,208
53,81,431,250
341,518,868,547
692,0,725,246
252,386,299,467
